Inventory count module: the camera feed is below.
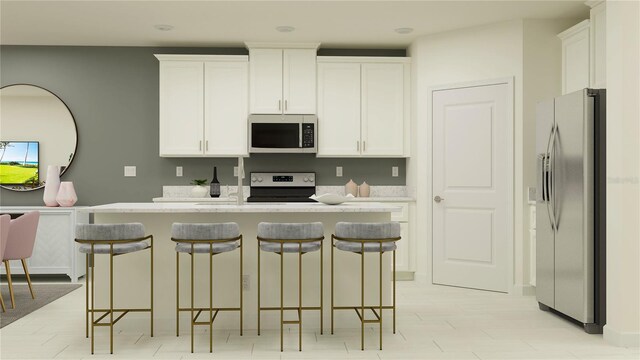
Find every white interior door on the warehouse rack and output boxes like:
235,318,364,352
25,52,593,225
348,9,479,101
432,81,512,293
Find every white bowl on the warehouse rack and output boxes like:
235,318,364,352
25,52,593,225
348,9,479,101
309,193,354,205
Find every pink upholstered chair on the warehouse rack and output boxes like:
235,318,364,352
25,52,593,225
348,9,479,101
0,214,10,312
3,211,40,309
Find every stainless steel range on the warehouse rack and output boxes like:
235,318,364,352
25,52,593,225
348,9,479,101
246,172,316,203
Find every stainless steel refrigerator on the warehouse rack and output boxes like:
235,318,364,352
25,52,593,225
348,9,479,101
536,88,606,334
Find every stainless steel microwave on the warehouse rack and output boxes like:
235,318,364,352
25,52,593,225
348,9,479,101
248,114,317,153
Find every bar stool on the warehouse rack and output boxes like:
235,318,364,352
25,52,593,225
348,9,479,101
331,222,401,350
75,223,153,355
171,222,243,353
257,222,324,352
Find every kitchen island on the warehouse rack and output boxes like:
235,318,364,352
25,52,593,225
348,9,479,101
81,202,400,333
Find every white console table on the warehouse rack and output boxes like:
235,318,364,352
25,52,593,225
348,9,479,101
0,206,89,282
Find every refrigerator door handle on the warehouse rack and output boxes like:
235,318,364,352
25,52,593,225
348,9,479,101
545,124,556,230
549,124,559,230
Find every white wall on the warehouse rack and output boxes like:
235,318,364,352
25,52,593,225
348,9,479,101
604,0,640,348
408,18,578,292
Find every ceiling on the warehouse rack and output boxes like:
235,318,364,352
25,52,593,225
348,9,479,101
0,1,589,49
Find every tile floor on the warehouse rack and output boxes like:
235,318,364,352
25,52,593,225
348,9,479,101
1,281,638,360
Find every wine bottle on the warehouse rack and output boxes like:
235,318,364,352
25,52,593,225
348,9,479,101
210,166,221,198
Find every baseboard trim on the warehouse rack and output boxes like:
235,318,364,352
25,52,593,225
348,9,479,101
414,272,429,284
511,284,536,296
604,325,640,347
395,271,415,281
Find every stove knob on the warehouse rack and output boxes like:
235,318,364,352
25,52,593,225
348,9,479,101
308,176,314,182
251,176,257,182
258,177,263,182
303,177,309,182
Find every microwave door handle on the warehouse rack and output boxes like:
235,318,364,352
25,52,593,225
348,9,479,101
299,123,303,148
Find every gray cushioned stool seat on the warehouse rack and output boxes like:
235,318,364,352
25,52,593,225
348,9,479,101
172,222,240,254
334,222,400,253
258,222,323,253
76,223,148,254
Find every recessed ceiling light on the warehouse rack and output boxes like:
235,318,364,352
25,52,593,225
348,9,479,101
154,24,174,32
394,27,414,34
276,26,295,33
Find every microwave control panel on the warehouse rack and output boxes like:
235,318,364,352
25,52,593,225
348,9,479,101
302,123,315,148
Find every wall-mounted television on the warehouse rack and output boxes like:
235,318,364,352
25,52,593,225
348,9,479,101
0,141,40,186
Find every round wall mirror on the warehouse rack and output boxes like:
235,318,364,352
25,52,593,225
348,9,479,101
0,84,78,191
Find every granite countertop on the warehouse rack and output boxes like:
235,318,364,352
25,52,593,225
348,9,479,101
82,202,401,213
152,196,415,203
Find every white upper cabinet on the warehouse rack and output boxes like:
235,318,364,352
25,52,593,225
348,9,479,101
317,62,361,156
247,44,319,114
361,63,405,156
559,20,590,94
317,57,410,158
159,60,204,156
156,55,249,157
204,61,249,156
248,49,283,114
588,0,606,88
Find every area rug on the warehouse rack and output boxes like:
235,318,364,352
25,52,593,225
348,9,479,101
0,283,82,328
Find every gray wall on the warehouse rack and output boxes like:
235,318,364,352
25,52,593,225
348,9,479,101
0,46,406,206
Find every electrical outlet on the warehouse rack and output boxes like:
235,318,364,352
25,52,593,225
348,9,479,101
392,166,399,177
234,166,238,177
176,166,183,177
124,166,136,177
242,275,250,291
336,166,343,177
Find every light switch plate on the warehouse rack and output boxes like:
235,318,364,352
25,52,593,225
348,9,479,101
392,166,399,177
176,166,183,177
336,166,343,177
124,166,136,177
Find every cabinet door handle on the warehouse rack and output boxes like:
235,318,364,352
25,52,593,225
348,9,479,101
278,100,282,111
357,140,360,151
285,100,288,111
206,140,209,151
199,141,202,151
363,141,366,152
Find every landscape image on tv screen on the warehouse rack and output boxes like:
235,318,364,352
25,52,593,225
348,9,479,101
0,141,39,186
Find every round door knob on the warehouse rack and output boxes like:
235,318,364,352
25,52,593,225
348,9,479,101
434,196,444,203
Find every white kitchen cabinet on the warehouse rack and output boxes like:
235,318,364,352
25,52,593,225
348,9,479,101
559,20,591,94
317,62,361,156
0,207,89,282
247,44,318,114
317,57,410,157
588,0,606,88
389,202,413,275
156,55,249,157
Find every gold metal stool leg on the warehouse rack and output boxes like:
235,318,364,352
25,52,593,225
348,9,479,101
280,243,284,352
393,249,396,334
190,246,194,353
91,245,95,355
150,237,154,337
379,248,383,350
176,252,180,337
361,245,365,351
85,254,89,338
109,248,114,355
331,240,334,335
320,239,324,335
298,245,302,352
240,237,243,336
257,240,261,336
209,244,213,353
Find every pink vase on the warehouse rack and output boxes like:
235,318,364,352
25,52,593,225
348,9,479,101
42,165,61,207
56,181,78,207
359,181,370,197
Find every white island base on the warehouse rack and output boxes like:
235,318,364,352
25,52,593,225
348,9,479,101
84,203,398,334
